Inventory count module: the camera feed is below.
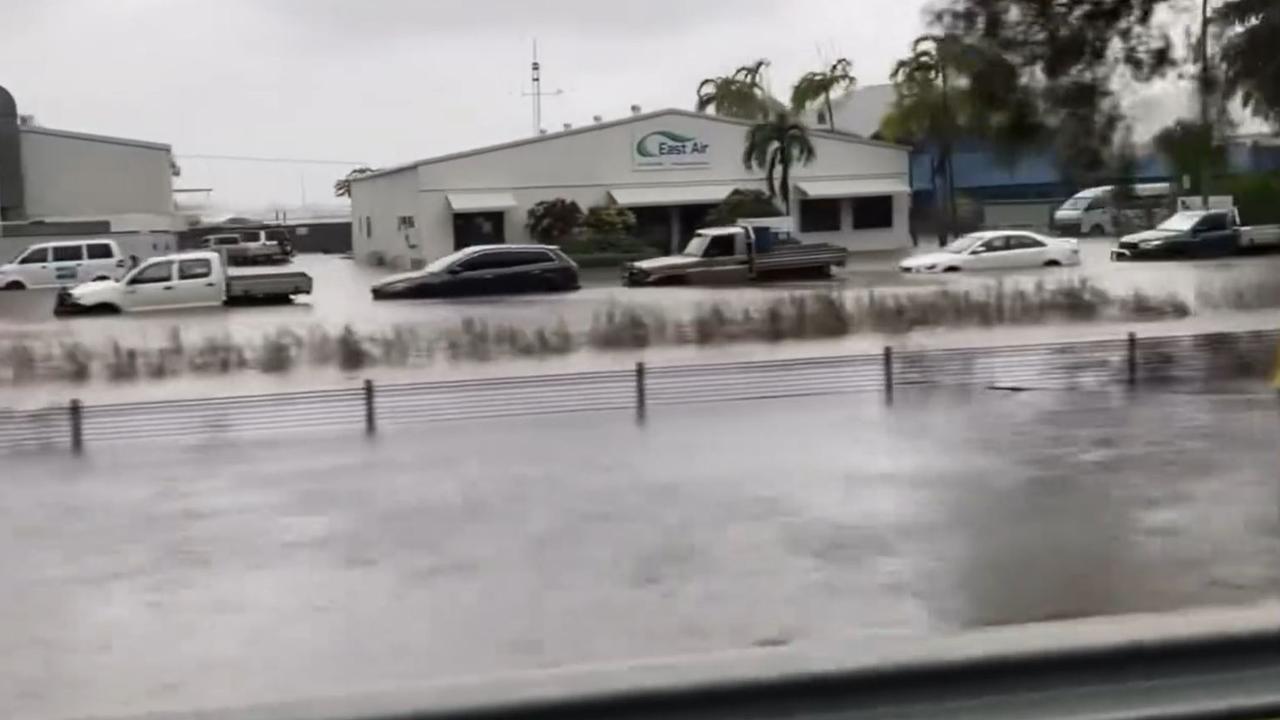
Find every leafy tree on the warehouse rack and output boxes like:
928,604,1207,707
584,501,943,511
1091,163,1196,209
705,189,783,226
934,0,1176,185
1152,119,1227,196
582,205,637,241
1217,0,1280,126
791,58,857,131
742,111,815,212
525,199,584,243
333,166,376,198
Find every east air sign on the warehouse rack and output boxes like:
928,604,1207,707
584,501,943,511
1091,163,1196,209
632,129,713,170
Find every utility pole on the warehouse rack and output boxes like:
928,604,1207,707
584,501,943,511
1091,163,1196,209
522,39,563,135
1199,0,1210,207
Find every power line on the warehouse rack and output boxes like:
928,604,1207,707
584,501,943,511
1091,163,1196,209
176,153,369,166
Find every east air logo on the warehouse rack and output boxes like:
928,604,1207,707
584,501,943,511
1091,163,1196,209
634,130,711,168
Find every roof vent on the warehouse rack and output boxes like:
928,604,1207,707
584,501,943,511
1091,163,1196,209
563,123,572,131
593,115,603,123
630,104,642,115
539,129,549,135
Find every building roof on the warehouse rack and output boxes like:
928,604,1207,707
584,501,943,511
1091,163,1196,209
353,107,908,183
810,84,897,137
19,124,171,151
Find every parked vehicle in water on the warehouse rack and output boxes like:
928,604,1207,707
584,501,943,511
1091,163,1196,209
1111,208,1280,260
199,228,294,265
621,223,848,287
0,239,130,290
371,245,579,300
899,231,1081,273
54,251,312,315
1052,182,1173,236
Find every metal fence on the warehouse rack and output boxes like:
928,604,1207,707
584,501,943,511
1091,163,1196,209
2,328,1278,454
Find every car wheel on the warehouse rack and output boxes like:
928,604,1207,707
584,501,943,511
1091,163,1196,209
1043,259,1062,267
2,280,25,290
943,267,961,273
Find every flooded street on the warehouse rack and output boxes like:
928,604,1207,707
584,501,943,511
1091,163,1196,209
3,387,1279,718
3,238,1280,409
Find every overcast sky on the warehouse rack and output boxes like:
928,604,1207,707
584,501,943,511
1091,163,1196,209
0,0,932,215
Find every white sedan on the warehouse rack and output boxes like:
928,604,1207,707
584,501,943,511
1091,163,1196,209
898,231,1081,273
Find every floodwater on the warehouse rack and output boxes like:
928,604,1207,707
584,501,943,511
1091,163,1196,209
2,387,1279,718
2,238,1280,409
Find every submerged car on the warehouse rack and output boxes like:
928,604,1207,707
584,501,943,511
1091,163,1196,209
899,231,1081,273
371,245,579,300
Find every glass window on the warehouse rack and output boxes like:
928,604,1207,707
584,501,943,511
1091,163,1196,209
977,237,1010,253
52,245,84,262
799,199,842,233
86,243,114,260
18,247,49,264
178,259,212,280
704,234,737,258
506,250,556,266
1197,213,1230,232
1008,235,1046,250
129,261,173,285
265,230,289,244
852,196,894,229
456,253,497,272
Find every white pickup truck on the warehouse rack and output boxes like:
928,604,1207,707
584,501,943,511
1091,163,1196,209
54,251,312,315
199,228,294,265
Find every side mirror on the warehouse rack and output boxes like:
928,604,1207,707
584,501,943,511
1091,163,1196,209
970,247,986,255
447,265,464,275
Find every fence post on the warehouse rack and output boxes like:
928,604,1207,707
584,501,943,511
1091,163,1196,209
69,399,83,454
635,362,647,424
363,379,377,436
1127,332,1138,388
883,346,895,406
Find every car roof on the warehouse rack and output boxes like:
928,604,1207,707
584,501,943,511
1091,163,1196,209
32,238,118,247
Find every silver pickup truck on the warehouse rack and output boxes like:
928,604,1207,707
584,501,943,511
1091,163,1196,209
623,225,848,286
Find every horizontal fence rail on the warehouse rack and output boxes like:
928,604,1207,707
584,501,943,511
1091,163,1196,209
2,328,1278,454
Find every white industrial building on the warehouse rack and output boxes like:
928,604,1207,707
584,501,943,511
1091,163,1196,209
350,108,912,268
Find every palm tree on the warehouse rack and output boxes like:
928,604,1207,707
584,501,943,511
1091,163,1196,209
333,166,376,198
696,59,777,120
1217,0,1280,125
880,36,961,243
791,58,857,131
742,111,815,213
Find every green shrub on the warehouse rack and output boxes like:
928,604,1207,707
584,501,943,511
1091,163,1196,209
583,206,637,240
705,188,782,226
526,198,585,242
1210,172,1280,224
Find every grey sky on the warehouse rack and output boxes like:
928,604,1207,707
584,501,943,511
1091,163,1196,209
0,0,931,215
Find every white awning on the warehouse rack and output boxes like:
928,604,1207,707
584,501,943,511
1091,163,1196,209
797,178,911,199
609,185,735,207
447,192,518,213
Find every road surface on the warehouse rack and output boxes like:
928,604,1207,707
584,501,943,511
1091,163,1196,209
2,386,1279,718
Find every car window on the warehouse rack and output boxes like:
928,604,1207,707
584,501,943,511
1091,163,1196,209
265,229,289,243
18,247,49,264
500,250,556,268
976,237,1009,253
455,253,497,272
214,236,239,246
52,245,85,262
86,243,115,260
1196,213,1229,233
704,235,737,258
129,261,174,285
178,258,213,280
1008,235,1046,250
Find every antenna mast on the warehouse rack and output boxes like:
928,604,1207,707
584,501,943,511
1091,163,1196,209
523,39,564,135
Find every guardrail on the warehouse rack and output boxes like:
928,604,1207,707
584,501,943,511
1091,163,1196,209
3,328,1278,454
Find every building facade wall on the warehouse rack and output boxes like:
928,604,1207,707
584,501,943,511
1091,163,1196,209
354,111,913,267
18,128,174,219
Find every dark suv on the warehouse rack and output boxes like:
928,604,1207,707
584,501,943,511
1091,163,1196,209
371,245,580,300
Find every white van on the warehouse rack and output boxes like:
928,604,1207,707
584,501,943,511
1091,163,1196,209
0,239,129,290
1052,183,1173,236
